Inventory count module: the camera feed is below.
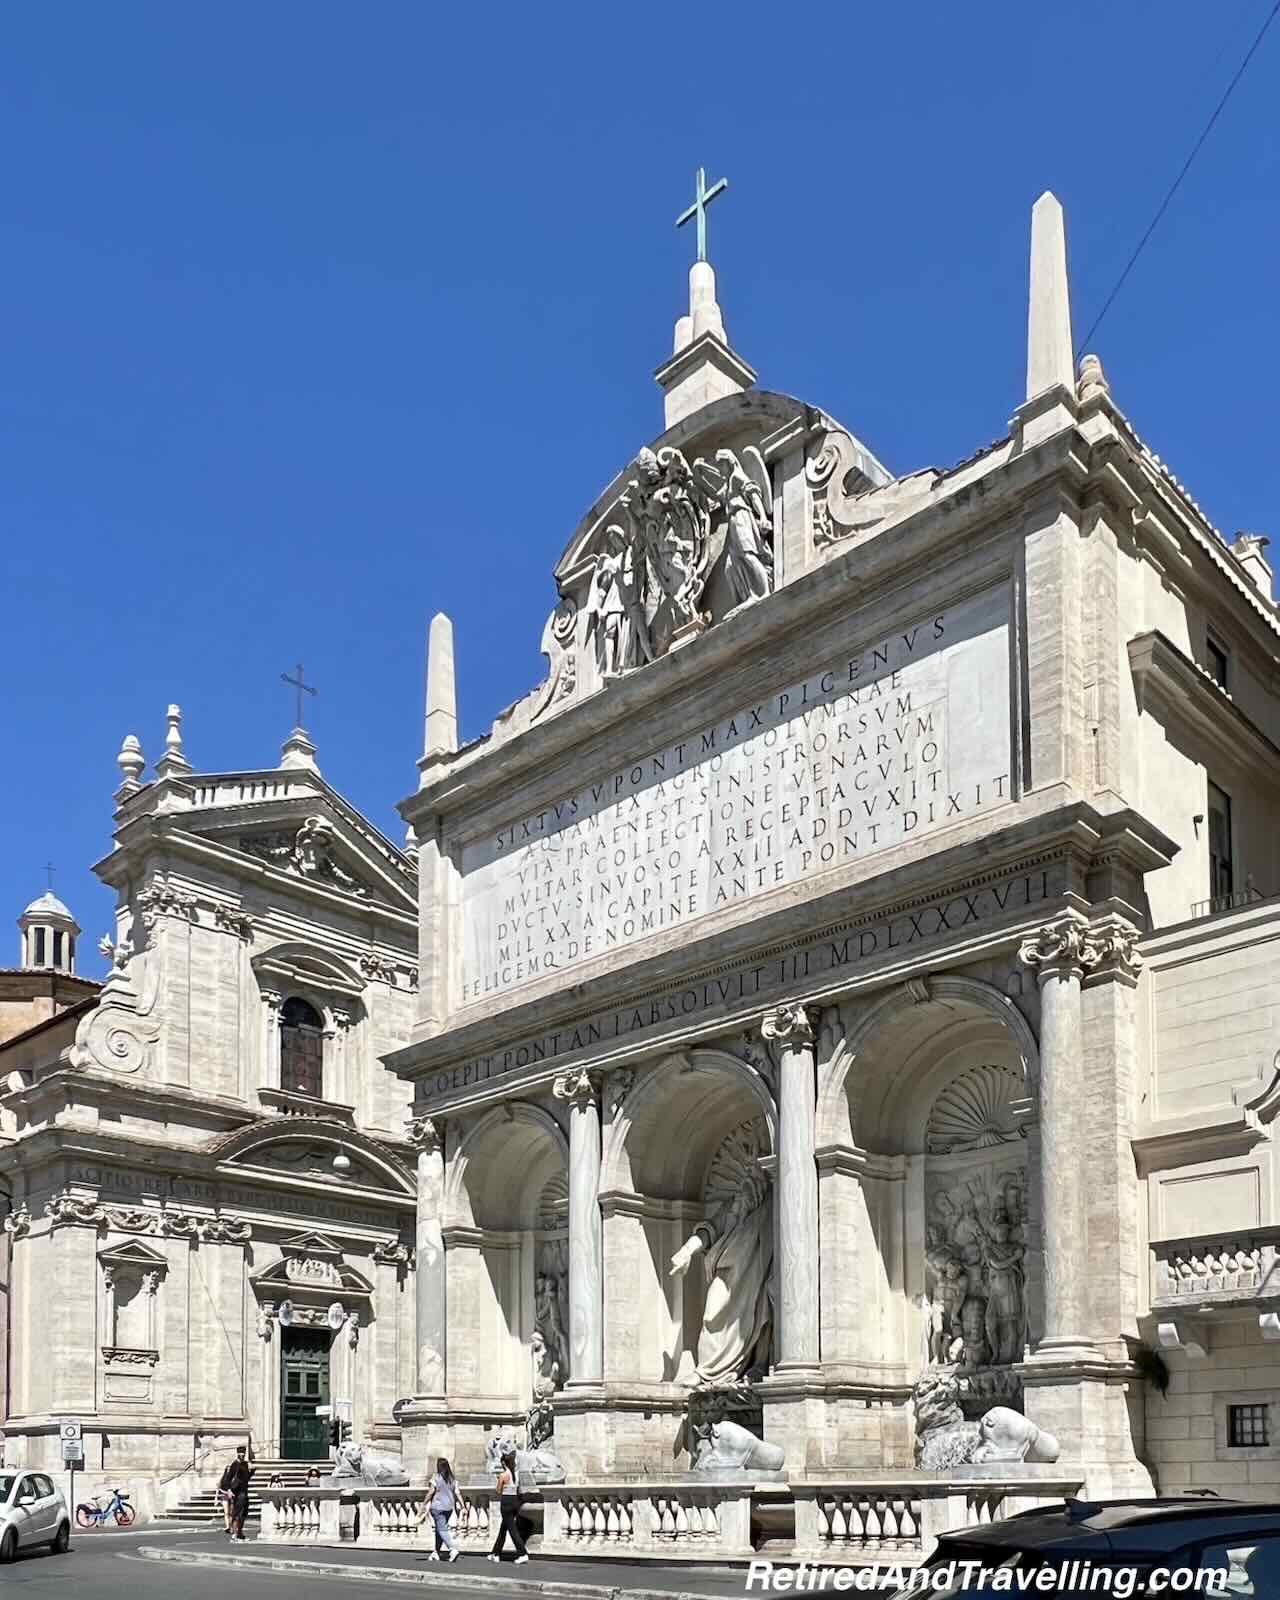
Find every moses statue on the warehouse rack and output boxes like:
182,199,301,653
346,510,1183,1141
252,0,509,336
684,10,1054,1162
669,1120,772,1386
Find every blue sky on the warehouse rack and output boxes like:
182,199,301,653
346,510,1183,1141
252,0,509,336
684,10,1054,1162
3,1,1277,971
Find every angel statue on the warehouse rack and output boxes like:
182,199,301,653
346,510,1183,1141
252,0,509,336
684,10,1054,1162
693,447,774,608
584,524,653,679
669,1120,773,1387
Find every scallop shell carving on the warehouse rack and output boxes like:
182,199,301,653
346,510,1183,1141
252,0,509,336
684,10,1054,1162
927,1064,1024,1154
537,1169,569,1229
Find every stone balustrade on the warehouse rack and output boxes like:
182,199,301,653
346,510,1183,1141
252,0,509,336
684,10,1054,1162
540,1481,751,1559
260,1473,1082,1565
792,1475,1084,1566
1150,1227,1280,1310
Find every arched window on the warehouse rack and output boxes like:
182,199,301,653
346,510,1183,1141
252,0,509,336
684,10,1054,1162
280,997,324,1099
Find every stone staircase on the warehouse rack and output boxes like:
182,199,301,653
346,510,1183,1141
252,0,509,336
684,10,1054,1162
156,1459,333,1524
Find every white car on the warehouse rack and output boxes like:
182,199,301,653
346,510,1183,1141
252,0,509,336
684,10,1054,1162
0,1471,71,1561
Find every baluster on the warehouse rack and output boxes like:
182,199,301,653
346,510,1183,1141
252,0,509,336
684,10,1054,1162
674,1499,689,1536
686,1502,703,1536
660,1498,676,1536
849,1497,866,1542
620,1500,633,1539
704,1502,719,1538
899,1498,918,1541
882,1497,899,1541
865,1498,882,1541
567,1498,581,1537
831,1498,848,1540
606,1499,620,1539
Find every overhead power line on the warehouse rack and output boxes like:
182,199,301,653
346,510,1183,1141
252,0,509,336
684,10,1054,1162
1076,0,1280,355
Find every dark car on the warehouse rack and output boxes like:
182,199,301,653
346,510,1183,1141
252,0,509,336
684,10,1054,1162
886,1498,1280,1596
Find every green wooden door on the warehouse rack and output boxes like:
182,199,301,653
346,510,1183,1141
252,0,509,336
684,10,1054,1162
280,1327,331,1460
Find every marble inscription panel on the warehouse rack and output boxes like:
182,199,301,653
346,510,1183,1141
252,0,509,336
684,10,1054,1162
460,587,1012,1004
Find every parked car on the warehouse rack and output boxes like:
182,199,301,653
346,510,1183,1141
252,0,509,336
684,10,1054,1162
887,1498,1280,1596
0,1471,71,1561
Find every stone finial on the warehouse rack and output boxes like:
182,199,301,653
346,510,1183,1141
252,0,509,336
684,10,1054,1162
424,612,458,761
1026,192,1074,402
279,726,319,772
1077,352,1109,403
116,734,145,795
1231,532,1274,601
658,259,754,430
154,703,193,779
403,825,419,866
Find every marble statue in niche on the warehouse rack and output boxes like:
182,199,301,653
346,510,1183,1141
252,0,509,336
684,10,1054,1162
670,1118,773,1387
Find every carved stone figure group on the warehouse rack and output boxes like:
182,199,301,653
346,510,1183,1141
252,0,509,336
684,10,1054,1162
924,1170,1027,1371
585,444,774,680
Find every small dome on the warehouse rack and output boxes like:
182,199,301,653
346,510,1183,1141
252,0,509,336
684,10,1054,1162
21,890,76,923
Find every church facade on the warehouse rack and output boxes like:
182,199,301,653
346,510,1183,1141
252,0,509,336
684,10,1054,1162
387,191,1280,1505
0,717,420,1515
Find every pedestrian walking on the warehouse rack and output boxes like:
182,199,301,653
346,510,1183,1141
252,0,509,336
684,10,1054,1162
218,1444,254,1541
419,1456,460,1561
487,1450,528,1563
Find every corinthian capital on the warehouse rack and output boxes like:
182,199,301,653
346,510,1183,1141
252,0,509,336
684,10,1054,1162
406,1115,444,1154
1083,916,1144,985
1018,916,1097,979
552,1068,600,1109
761,1003,815,1044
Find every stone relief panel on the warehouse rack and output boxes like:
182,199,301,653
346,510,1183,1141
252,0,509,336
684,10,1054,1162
239,819,374,898
922,1058,1029,1381
583,444,774,677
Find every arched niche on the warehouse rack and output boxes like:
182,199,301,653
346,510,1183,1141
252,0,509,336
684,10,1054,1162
599,1049,776,1390
812,975,1040,1379
442,1103,569,1406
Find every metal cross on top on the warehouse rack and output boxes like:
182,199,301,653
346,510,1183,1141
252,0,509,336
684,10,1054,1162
676,166,728,265
281,661,318,728
45,862,56,889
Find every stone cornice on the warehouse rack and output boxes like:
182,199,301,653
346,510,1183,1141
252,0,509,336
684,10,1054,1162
1128,629,1280,790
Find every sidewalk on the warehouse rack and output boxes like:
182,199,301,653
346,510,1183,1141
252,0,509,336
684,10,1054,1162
135,1533,759,1599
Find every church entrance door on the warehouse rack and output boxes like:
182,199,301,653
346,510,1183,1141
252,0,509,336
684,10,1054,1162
280,1327,331,1459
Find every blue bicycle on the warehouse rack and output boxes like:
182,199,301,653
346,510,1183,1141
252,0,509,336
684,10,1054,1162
75,1488,135,1529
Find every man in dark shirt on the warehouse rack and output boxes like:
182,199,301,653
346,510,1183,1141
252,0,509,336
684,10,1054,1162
218,1446,254,1540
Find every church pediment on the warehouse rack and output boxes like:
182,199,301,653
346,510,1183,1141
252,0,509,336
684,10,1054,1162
251,941,366,999
174,790,416,912
251,1252,374,1303
211,1120,415,1198
98,1237,169,1274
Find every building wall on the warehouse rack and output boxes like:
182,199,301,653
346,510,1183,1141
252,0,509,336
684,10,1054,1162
1147,1321,1280,1500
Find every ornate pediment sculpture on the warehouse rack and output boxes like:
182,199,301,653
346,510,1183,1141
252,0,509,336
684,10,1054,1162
240,818,371,897
583,443,774,680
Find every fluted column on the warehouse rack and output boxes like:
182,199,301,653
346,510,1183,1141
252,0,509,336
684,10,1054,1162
764,1004,820,1370
1020,918,1099,1360
554,1069,603,1386
407,1116,446,1394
